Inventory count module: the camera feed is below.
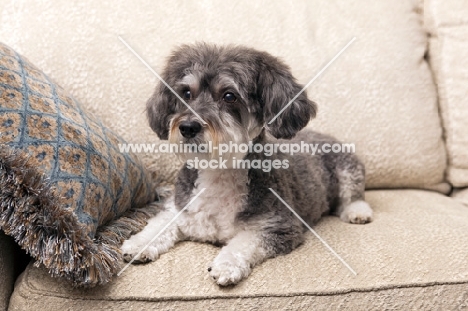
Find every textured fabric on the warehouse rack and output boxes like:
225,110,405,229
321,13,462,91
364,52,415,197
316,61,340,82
9,190,468,310
425,0,468,187
8,281,468,311
0,0,447,191
0,42,160,287
452,188,468,207
0,233,16,311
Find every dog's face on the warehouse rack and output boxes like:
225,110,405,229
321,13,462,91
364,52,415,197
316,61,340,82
147,43,316,161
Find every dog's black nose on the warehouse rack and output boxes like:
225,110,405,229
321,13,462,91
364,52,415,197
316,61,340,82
179,121,202,138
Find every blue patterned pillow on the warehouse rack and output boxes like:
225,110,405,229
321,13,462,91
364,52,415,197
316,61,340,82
0,42,158,286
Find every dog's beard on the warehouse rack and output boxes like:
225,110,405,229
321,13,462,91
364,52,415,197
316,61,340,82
168,115,253,169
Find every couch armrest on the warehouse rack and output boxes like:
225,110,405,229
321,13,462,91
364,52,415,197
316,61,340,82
0,232,29,311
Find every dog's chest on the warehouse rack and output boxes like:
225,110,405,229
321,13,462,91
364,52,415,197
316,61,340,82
179,169,249,243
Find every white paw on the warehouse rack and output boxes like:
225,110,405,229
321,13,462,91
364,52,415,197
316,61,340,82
208,252,251,286
121,238,159,264
340,200,373,224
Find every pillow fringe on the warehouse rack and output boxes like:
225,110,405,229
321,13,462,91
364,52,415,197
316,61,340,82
0,145,162,287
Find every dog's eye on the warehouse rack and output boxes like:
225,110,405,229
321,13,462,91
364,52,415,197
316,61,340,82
183,90,191,100
223,92,237,103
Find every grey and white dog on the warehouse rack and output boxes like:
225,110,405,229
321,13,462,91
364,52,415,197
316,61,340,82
122,43,373,286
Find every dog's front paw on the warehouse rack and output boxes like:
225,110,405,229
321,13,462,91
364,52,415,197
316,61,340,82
340,200,373,224
121,238,159,264
208,252,251,286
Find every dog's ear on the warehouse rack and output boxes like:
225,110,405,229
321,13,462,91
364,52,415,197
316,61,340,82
258,56,317,139
146,84,177,140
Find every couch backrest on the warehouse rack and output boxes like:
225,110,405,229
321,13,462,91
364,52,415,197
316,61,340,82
0,0,449,191
425,0,468,189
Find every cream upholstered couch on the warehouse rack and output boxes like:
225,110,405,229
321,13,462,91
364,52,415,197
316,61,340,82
1,0,468,310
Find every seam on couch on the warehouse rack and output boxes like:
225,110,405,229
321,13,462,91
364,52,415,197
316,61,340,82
436,22,468,28
425,11,452,187
425,0,468,187
419,1,453,191
17,266,468,303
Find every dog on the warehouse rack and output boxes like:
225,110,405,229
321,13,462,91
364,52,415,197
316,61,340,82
121,43,373,286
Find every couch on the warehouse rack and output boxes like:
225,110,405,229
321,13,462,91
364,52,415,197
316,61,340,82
1,0,468,310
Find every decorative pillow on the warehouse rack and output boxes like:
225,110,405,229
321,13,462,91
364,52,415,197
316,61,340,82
0,42,160,287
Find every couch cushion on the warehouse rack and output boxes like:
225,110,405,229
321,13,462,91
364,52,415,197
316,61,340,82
0,0,447,191
9,190,468,310
452,188,468,207
425,0,468,188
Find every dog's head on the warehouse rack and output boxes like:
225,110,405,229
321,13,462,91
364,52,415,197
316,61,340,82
147,43,316,160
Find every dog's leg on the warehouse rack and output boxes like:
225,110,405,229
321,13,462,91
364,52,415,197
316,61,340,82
339,200,373,224
334,158,373,224
208,230,269,286
122,200,183,263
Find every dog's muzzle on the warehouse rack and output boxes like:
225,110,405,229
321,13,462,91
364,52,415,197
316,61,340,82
179,120,202,138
